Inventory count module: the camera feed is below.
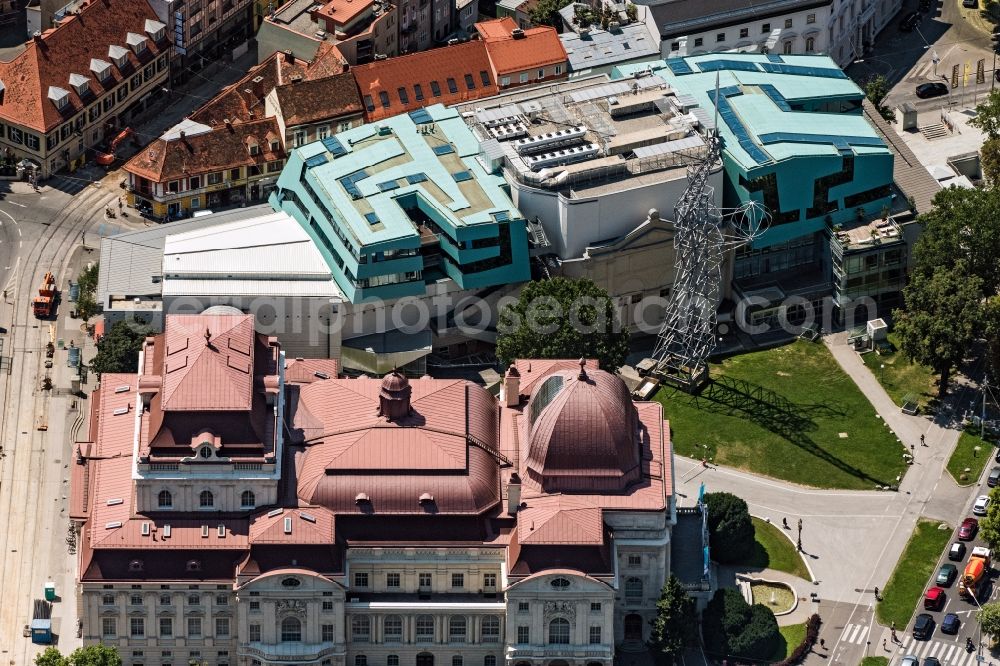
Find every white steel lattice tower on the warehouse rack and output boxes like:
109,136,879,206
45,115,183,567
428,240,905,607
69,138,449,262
650,130,768,387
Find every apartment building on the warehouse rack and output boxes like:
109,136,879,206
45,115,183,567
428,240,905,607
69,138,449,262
645,0,901,67
475,18,568,89
123,46,362,218
0,0,170,178
72,312,685,666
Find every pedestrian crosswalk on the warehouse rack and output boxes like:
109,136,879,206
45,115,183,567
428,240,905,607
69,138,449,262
896,636,982,666
840,623,873,645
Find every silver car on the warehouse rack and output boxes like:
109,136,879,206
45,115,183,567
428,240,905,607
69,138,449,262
901,655,919,666
974,495,991,516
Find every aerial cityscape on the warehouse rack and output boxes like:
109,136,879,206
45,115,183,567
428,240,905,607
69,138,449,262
2,0,1000,665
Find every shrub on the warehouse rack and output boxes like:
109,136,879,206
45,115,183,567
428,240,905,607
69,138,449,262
702,588,780,661
776,614,822,666
704,492,756,563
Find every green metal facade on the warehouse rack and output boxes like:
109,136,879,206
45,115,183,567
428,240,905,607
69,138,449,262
613,54,894,248
269,104,530,303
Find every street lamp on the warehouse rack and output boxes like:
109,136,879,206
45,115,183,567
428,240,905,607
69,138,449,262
880,363,885,383
968,587,986,662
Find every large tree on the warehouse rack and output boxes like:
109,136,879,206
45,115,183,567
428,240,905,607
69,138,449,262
649,575,698,665
702,588,780,661
528,0,573,27
982,137,1000,187
978,486,1000,550
971,89,1000,140
35,648,67,666
893,262,983,396
76,262,100,321
66,646,122,666
863,75,895,122
703,492,756,564
980,602,1000,642
496,277,629,371
89,319,148,378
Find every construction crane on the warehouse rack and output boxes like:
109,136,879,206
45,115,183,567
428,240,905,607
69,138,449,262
645,123,769,391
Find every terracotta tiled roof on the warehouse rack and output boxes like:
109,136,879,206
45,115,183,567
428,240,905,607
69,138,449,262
273,72,362,127
124,118,285,183
351,41,500,122
160,314,256,411
517,497,604,544
316,0,374,27
94,518,251,549
476,18,568,75
284,357,341,384
249,507,335,544
0,0,167,132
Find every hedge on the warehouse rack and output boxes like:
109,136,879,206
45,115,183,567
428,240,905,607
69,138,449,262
776,614,822,666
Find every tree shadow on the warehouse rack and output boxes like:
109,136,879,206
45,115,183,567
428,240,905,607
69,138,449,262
676,376,895,486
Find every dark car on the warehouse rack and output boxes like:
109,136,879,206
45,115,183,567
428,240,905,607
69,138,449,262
989,467,1000,487
919,0,933,9
964,0,977,7
942,613,961,634
916,82,949,99
900,10,922,30
949,541,967,561
937,563,958,586
959,517,979,540
913,613,935,640
924,658,942,666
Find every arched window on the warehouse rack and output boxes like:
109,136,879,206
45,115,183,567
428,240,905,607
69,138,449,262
481,615,500,643
550,577,570,589
280,616,301,642
625,577,643,601
355,657,368,666
416,615,434,642
805,37,815,51
157,490,172,508
783,40,793,54
448,616,467,642
388,657,399,666
484,657,497,666
548,618,570,645
452,658,463,666
384,615,403,642
281,577,300,588
199,490,214,508
240,490,256,508
351,615,371,642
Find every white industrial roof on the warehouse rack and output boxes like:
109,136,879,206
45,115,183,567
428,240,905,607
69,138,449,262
161,278,344,298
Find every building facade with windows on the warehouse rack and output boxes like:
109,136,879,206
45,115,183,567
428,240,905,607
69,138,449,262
269,103,531,304
646,0,902,68
72,312,682,666
475,18,569,90
0,0,170,178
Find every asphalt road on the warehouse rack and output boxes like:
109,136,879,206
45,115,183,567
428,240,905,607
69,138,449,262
895,455,1000,666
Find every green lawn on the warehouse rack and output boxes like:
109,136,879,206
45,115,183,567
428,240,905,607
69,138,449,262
747,517,813,581
876,519,952,629
947,431,997,486
861,333,937,412
769,623,807,663
861,657,889,666
655,340,907,489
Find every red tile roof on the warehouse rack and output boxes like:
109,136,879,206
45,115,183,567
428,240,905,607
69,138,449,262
272,72,363,127
249,507,335,544
0,0,167,133
476,18,568,75
284,357,341,384
160,314,256,411
315,0,374,27
351,41,500,122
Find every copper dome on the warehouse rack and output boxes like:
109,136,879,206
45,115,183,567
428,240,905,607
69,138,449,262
378,370,412,421
524,365,641,492
381,370,410,394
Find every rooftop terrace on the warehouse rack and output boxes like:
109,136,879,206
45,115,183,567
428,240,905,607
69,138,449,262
613,54,889,172
455,73,708,195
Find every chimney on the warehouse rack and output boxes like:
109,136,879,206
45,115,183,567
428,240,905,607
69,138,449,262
32,31,42,43
507,473,521,515
577,357,587,380
511,27,525,39
283,49,295,63
501,363,520,407
204,328,212,346
179,130,186,141
251,74,265,99
224,118,233,131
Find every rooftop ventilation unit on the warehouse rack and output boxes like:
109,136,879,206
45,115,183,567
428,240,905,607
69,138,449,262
514,126,587,154
314,371,330,379
525,143,601,170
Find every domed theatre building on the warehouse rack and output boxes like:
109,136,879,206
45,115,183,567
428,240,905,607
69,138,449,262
72,314,679,666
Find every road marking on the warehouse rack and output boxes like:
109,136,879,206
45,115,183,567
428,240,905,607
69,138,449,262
4,202,25,208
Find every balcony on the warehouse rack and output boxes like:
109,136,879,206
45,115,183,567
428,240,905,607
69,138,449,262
239,642,343,662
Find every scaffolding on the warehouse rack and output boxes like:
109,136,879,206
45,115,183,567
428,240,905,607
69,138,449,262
648,129,770,391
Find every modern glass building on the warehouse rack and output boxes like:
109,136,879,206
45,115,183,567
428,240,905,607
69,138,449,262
270,103,530,303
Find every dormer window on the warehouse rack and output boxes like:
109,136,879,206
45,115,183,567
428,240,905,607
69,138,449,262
90,59,112,83
128,559,144,572
108,45,129,70
68,73,90,97
186,559,201,572
126,32,147,55
47,86,70,110
144,19,166,42
199,446,211,459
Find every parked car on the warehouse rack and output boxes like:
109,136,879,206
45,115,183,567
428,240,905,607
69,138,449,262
963,0,977,7
919,0,933,10
937,563,958,586
900,10,922,30
913,613,935,639
924,586,946,610
941,613,960,634
950,541,968,560
959,517,979,540
988,467,1000,487
924,658,942,666
916,82,949,98
901,656,919,666
974,495,991,516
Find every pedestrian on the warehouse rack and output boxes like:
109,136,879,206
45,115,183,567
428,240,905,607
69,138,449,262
890,621,895,631
820,638,826,650
118,198,123,212
782,517,789,529
875,585,880,599
921,434,926,446
883,639,888,651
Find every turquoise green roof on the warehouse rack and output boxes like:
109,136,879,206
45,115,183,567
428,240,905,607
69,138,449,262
613,54,889,172
287,104,518,250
